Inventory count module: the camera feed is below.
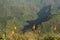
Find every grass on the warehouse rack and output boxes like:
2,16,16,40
4,30,60,40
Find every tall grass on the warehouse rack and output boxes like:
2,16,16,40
5,30,60,40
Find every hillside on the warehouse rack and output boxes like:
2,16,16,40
0,0,60,40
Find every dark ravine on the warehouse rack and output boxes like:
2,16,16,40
22,5,52,32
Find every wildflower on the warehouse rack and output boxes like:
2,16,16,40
13,25,16,31
53,24,56,32
10,30,15,37
32,24,35,31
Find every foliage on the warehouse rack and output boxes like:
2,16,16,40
0,0,60,40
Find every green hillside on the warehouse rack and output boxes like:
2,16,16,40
0,0,60,40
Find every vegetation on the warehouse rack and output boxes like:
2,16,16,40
0,0,60,40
